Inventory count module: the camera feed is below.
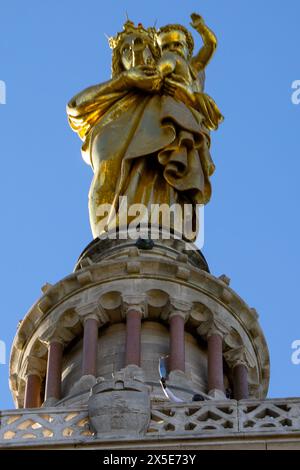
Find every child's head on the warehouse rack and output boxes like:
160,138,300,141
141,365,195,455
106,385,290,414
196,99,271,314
157,24,194,59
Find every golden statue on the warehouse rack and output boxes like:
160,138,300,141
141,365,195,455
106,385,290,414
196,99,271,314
67,13,223,239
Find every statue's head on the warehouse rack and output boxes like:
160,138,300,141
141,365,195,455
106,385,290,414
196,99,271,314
157,24,194,60
109,20,159,76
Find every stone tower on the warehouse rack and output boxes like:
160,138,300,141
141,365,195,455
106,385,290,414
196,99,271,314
3,228,275,449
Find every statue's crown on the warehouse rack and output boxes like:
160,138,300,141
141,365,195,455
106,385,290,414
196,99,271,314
108,20,155,49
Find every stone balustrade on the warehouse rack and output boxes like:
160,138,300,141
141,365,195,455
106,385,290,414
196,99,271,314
1,398,300,449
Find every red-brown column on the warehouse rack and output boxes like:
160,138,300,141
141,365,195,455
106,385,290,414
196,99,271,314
24,374,41,408
82,316,99,376
125,309,142,366
233,363,249,400
207,333,225,393
45,340,63,402
169,314,185,372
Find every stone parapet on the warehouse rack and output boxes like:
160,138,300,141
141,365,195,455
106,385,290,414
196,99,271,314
1,398,300,450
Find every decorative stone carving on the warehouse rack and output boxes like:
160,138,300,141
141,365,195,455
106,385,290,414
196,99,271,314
22,355,46,381
197,317,228,339
224,345,256,370
170,298,192,319
76,303,109,326
2,399,300,447
122,294,148,318
161,298,191,322
88,365,150,438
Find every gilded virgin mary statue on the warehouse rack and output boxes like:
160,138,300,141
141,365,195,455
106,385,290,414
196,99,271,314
67,13,223,240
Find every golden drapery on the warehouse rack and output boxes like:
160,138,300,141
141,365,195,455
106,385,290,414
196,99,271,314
67,88,215,238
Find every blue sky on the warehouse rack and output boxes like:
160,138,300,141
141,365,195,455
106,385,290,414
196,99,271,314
0,0,299,408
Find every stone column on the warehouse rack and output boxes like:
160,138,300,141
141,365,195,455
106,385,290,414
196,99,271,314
24,375,41,408
125,309,142,366
224,346,253,401
168,300,191,373
207,330,225,397
197,319,227,399
233,362,249,400
82,314,99,377
123,295,147,367
45,339,64,402
169,314,185,372
23,355,46,408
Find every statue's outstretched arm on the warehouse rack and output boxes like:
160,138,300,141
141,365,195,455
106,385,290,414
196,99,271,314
67,75,127,113
67,65,162,114
190,13,217,73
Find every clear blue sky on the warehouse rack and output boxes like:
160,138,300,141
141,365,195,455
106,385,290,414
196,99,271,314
0,0,299,409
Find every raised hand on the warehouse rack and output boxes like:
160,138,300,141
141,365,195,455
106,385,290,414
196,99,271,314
190,13,205,29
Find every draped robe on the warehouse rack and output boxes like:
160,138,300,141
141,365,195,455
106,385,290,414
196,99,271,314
67,86,215,239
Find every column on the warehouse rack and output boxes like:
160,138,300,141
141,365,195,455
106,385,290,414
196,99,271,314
168,300,191,373
123,295,146,368
23,355,46,408
125,309,143,366
224,346,251,401
233,362,249,400
24,374,41,408
169,313,186,372
207,331,225,395
82,315,99,376
45,340,63,402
